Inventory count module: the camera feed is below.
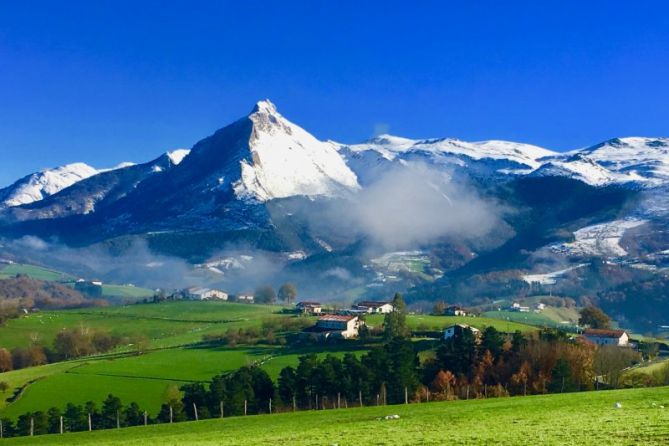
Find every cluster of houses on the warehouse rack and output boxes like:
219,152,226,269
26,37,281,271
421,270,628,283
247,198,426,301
442,323,631,349
296,299,395,341
184,287,254,303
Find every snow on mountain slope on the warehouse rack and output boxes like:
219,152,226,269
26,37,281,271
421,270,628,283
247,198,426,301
576,137,669,186
167,149,190,165
153,149,191,172
232,100,360,202
529,154,636,186
345,135,556,170
550,219,648,258
522,263,588,285
0,163,98,208
534,137,669,187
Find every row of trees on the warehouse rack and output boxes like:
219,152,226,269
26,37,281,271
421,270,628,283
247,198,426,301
0,327,122,373
0,395,151,437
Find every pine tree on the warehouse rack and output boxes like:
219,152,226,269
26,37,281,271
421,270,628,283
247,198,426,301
383,293,410,341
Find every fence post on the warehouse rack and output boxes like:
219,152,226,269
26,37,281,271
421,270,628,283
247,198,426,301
88,413,92,431
30,417,34,437
59,416,63,434
116,410,120,429
244,400,247,416
315,395,319,410
143,411,148,426
427,389,430,402
466,385,470,400
359,390,363,407
269,398,272,414
170,405,173,424
376,394,379,406
220,401,224,418
193,403,199,421
405,387,408,404
337,392,341,409
292,395,296,412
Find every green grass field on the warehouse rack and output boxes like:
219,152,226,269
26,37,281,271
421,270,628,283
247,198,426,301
366,313,536,333
0,302,283,350
0,302,538,421
481,309,581,330
0,264,73,282
2,386,668,445
99,284,155,299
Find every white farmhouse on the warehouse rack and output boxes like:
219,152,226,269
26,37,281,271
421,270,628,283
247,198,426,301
353,301,394,314
187,287,228,300
444,324,480,340
313,315,361,339
582,329,629,347
236,294,255,303
510,302,530,313
295,301,322,314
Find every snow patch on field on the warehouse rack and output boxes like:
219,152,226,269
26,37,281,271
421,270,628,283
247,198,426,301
551,219,647,257
523,264,588,285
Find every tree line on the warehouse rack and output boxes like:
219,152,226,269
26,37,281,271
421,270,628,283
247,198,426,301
0,394,153,437
0,326,123,373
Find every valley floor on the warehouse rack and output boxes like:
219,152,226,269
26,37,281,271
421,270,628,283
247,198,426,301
3,386,669,445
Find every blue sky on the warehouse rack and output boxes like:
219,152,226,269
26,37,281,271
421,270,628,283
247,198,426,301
0,1,668,186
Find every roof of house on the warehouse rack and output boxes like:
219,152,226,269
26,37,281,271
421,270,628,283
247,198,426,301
297,301,322,306
445,323,480,332
356,301,391,308
583,329,627,338
318,314,357,323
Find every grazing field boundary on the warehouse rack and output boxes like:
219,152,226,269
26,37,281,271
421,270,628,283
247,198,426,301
2,386,668,445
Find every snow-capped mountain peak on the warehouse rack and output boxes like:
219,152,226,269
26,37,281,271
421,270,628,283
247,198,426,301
345,135,557,170
0,162,99,208
542,136,669,186
252,99,278,114
231,100,360,202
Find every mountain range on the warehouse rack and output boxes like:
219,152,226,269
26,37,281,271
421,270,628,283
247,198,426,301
1,100,668,331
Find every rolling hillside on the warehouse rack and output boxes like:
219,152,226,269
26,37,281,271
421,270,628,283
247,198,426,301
0,302,537,419
2,386,668,445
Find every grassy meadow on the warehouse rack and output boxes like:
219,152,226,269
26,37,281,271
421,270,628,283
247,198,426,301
2,386,668,445
0,301,537,420
0,263,155,300
0,301,534,418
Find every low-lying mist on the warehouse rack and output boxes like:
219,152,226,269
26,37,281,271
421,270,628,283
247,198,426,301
0,163,503,298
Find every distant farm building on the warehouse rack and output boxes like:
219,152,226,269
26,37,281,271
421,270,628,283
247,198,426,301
353,301,394,314
444,324,480,340
582,329,629,347
510,302,530,313
446,305,468,316
236,294,254,303
302,315,362,340
295,301,322,314
187,287,228,301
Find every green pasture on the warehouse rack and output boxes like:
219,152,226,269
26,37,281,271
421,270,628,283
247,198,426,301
366,314,536,333
0,264,72,282
3,386,669,445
